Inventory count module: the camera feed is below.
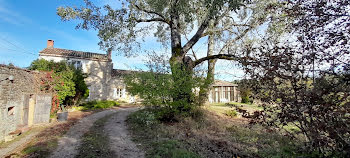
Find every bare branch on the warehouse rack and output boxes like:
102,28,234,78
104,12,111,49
182,18,210,55
194,54,239,66
184,34,198,60
135,18,168,23
202,23,252,37
134,4,170,25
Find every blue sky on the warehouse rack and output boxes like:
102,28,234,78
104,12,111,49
0,0,245,81
0,0,120,67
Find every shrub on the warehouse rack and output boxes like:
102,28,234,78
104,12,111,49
124,53,204,122
128,109,159,127
29,59,89,110
241,96,250,104
253,73,350,156
225,110,238,118
80,100,120,110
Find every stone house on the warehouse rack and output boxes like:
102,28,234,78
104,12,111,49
0,65,52,142
39,40,136,102
39,40,238,104
208,80,239,103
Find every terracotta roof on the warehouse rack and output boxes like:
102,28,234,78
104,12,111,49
112,69,138,77
39,48,110,61
212,80,237,87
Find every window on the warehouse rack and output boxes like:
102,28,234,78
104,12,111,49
68,60,82,70
113,88,123,98
214,87,220,102
8,106,15,115
230,87,235,101
224,87,229,99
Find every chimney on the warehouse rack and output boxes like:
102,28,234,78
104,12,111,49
47,40,54,48
107,48,112,60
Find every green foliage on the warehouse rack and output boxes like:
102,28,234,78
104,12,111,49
57,0,280,123
65,69,89,106
149,140,200,158
237,79,255,104
80,100,120,110
225,110,237,118
56,0,247,55
29,59,89,107
128,109,159,127
124,54,203,121
240,95,250,104
29,59,75,102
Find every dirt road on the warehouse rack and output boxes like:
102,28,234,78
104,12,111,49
104,108,145,158
50,108,144,158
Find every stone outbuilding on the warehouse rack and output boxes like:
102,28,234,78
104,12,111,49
0,65,52,142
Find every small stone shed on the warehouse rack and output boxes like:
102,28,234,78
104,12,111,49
0,65,52,142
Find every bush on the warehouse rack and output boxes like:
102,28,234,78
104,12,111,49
253,73,350,156
241,96,250,104
80,100,120,110
29,59,89,111
128,109,159,126
124,53,204,122
225,110,238,118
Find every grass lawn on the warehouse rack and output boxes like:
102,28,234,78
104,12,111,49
210,102,263,111
205,102,263,118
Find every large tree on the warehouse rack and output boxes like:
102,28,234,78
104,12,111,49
57,0,279,108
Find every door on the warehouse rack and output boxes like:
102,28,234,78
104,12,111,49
28,95,35,126
215,87,219,102
21,95,30,126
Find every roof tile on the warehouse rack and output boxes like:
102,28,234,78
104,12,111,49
212,80,237,87
39,48,110,61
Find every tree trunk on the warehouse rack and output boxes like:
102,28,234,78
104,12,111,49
198,20,217,105
169,7,195,111
169,56,195,111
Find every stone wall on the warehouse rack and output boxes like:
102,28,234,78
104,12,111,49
0,65,51,142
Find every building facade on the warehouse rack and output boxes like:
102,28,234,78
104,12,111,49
208,80,240,103
39,40,136,102
39,40,238,104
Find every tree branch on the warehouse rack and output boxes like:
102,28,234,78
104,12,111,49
134,4,170,25
182,17,210,55
202,23,252,37
194,54,239,66
135,18,168,23
184,33,198,60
